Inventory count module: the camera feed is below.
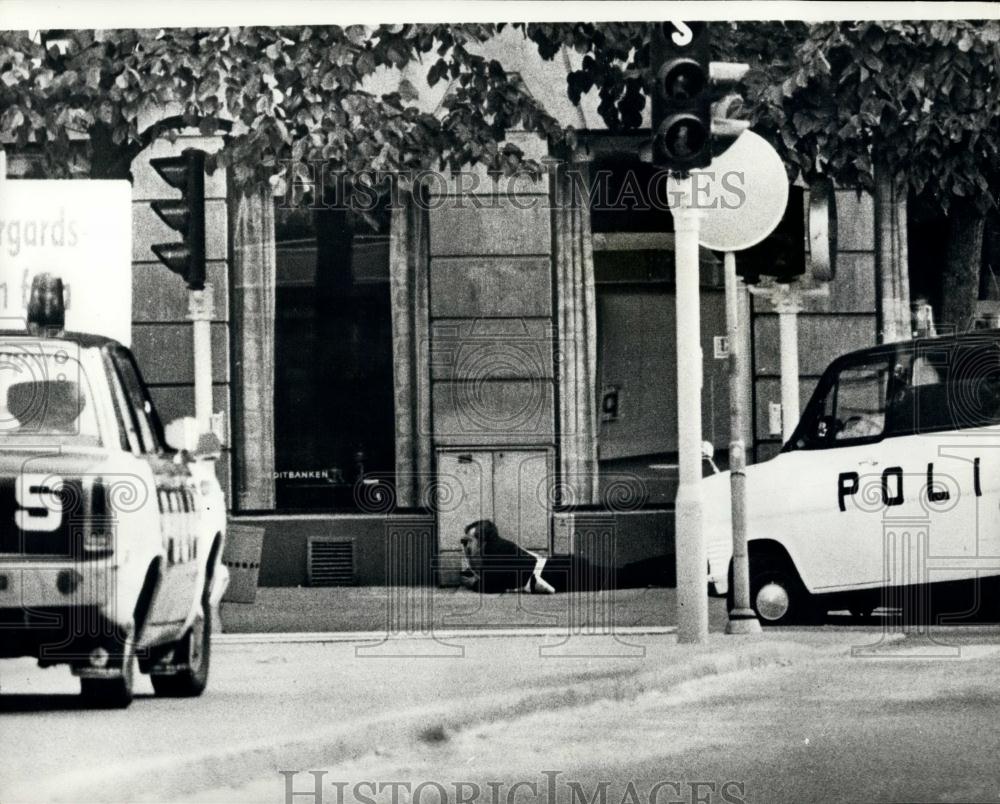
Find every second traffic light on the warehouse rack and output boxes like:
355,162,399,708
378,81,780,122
649,22,749,172
737,186,808,285
150,148,206,290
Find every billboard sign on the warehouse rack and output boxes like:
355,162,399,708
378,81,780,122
0,180,132,345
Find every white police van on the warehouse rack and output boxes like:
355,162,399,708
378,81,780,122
0,275,227,706
703,329,1000,624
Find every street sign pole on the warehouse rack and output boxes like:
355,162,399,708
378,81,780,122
777,288,802,443
673,176,709,645
678,130,790,636
723,251,762,635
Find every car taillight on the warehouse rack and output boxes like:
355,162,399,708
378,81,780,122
84,478,115,557
83,528,114,554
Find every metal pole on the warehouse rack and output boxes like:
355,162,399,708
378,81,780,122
723,252,761,635
777,291,801,444
189,283,214,435
672,176,708,644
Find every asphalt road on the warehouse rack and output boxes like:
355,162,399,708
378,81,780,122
192,628,1000,804
0,625,737,803
2,625,999,803
376,630,1000,804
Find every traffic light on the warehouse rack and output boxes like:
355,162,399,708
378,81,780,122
649,22,750,172
737,186,807,284
650,21,711,171
149,148,206,290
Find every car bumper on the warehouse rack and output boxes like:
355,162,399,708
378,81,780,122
0,561,116,612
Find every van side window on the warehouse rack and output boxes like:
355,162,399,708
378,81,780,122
830,362,889,441
801,356,891,448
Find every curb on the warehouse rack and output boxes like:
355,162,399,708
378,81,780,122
28,638,845,803
214,625,679,644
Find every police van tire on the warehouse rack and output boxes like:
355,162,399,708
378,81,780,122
80,628,136,709
150,595,211,698
749,557,815,626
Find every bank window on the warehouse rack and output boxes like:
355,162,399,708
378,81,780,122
274,204,395,511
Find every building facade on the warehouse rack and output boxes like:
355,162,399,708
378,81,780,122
106,119,885,588
4,31,901,588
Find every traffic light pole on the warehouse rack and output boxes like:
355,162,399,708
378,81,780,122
189,284,214,435
673,176,709,645
723,252,761,635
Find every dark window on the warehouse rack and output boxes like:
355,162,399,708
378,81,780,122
103,354,135,453
886,341,1000,435
793,338,1000,449
274,205,394,511
590,156,725,507
793,354,892,449
109,347,165,454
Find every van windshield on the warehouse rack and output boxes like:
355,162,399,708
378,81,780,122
0,348,100,444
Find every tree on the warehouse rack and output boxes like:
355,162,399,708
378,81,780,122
515,20,1000,334
745,21,1000,333
4,22,997,329
0,26,567,194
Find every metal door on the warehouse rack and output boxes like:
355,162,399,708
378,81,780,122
435,449,552,585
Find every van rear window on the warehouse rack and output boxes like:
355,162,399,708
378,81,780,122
886,342,1000,435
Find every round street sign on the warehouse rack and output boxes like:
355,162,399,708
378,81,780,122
667,130,789,252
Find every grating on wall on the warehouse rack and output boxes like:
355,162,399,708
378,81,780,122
307,538,355,586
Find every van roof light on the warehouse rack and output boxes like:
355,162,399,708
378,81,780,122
26,273,66,336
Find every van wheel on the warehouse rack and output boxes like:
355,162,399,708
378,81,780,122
749,557,814,626
151,595,211,698
80,628,136,709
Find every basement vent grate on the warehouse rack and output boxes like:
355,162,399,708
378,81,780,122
307,538,355,586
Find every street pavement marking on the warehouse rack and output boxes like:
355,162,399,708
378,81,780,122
215,625,679,644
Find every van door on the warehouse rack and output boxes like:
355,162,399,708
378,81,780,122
886,339,1000,589
774,349,898,593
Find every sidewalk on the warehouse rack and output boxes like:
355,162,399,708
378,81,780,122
219,585,731,634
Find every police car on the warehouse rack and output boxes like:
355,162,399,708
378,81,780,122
0,275,227,706
703,329,1000,625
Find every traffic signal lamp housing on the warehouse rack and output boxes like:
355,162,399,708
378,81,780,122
737,186,808,285
150,149,206,290
649,22,750,172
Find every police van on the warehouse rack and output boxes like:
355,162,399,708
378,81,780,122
0,275,227,706
703,329,1000,625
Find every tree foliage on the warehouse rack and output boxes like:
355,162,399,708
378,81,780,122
0,25,567,191
2,20,997,217
515,20,1000,216
745,20,1000,215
